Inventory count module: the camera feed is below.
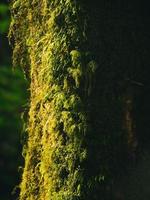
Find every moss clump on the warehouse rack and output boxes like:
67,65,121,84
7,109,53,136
9,0,102,199
10,0,134,198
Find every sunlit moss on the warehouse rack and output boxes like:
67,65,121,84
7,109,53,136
9,0,100,199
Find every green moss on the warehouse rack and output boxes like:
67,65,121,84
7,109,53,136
9,0,129,199
9,0,99,199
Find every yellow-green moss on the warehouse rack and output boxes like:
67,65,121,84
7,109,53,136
9,0,136,199
9,0,100,199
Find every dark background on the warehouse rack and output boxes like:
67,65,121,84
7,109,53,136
0,0,28,199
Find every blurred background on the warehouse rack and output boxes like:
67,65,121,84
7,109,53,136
0,0,28,199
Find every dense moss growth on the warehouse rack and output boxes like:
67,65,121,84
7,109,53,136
9,1,104,199
10,0,150,199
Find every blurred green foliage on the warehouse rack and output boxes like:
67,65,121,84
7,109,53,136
0,4,8,13
0,67,28,200
0,2,28,200
0,3,10,33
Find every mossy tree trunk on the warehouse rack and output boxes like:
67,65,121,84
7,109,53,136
9,1,148,200
10,1,105,199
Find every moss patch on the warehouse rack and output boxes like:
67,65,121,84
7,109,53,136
9,1,102,199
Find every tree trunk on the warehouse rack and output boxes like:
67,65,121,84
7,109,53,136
10,1,104,199
9,1,150,200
